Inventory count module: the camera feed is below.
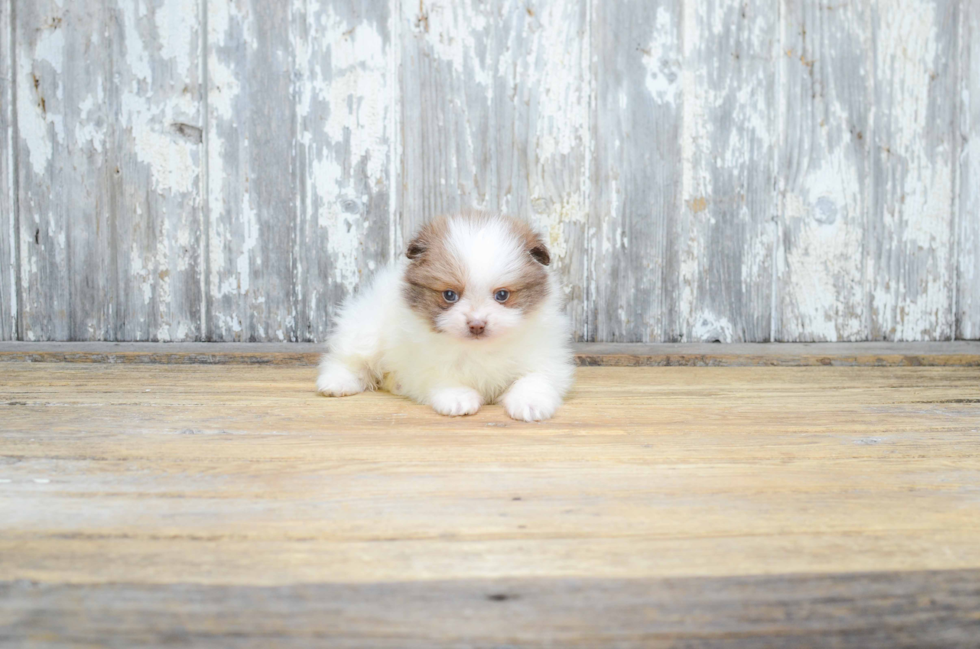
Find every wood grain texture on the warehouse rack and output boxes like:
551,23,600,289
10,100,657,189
14,0,108,340
3,571,979,648
3,341,980,366
2,0,979,343
959,3,980,340
776,1,872,341
493,0,590,340
292,0,393,342
11,0,203,342
104,0,205,341
591,0,682,342
676,0,776,343
207,0,296,342
0,362,978,644
398,0,494,237
0,0,14,340
869,0,958,341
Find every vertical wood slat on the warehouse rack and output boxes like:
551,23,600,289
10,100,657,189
207,0,295,341
591,0,682,343
293,0,393,343
0,0,14,340
493,0,590,340
398,0,495,237
958,2,980,340
868,0,958,341
776,1,873,341
591,0,775,343
14,0,107,340
676,0,776,342
107,0,205,341
12,0,203,341
207,0,393,342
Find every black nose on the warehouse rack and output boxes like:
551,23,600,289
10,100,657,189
469,321,485,335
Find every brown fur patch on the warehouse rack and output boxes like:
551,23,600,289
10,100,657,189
496,215,551,313
403,216,466,329
402,211,552,328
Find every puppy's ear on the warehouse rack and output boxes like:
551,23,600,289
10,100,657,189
406,238,426,260
406,218,446,260
406,225,430,260
529,243,550,266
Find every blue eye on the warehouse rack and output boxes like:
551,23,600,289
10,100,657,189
443,290,459,303
494,289,510,302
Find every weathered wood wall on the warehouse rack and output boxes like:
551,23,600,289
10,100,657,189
0,0,976,342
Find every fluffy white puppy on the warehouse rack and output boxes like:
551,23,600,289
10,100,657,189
316,210,574,421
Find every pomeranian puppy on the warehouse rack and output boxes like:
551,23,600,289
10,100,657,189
316,210,574,421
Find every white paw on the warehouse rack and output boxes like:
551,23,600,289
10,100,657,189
430,387,482,417
317,363,366,397
502,378,561,422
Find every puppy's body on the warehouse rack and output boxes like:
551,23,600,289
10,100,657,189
317,211,574,421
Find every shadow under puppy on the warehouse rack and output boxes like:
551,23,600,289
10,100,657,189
317,210,574,421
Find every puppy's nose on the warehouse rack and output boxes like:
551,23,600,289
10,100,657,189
468,320,486,336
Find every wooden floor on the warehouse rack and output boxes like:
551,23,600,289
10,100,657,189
1,360,979,646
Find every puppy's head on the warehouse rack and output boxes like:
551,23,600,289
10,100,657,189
403,211,551,341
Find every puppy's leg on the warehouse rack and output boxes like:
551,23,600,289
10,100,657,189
316,358,371,397
501,373,563,422
316,312,380,398
429,386,482,417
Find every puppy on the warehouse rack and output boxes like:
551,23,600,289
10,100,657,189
316,210,574,421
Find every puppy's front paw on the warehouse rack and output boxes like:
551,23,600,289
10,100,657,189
502,377,561,422
430,387,482,417
317,363,366,397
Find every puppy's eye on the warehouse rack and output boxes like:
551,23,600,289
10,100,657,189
443,290,459,303
494,289,510,303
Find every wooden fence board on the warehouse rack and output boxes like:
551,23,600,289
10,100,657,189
958,2,979,340
0,0,14,339
2,0,978,342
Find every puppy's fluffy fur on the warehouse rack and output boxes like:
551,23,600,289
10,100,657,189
316,211,574,421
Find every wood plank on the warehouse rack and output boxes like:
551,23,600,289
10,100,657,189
2,570,978,648
776,1,872,341
868,0,959,340
958,4,980,340
14,0,108,340
104,0,205,341
591,0,682,342
2,341,980,366
1,362,978,642
397,0,494,239
675,0,776,342
0,0,14,340
292,0,393,342
492,0,590,340
0,363,978,585
207,0,296,341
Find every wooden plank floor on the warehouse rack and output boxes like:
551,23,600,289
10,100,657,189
1,361,979,646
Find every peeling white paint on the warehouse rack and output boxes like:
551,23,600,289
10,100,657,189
207,0,247,120
413,0,490,88
874,0,954,340
299,7,390,295
119,0,199,195
5,0,976,343
155,0,197,74
236,190,257,295
18,28,65,176
642,7,680,106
